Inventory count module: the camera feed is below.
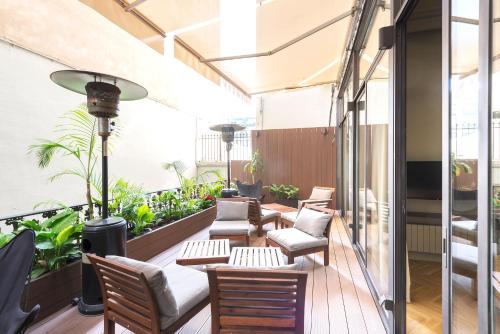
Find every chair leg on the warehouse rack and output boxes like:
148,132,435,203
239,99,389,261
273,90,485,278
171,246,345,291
324,246,329,266
265,238,269,247
274,217,279,230
245,235,250,246
257,224,263,237
104,318,115,334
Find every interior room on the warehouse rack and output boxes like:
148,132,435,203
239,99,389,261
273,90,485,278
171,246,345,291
405,0,444,333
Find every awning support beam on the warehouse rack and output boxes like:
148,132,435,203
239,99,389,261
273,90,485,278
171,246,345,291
125,0,148,12
201,8,356,63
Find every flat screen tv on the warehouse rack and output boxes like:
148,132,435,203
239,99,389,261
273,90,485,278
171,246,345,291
407,161,442,200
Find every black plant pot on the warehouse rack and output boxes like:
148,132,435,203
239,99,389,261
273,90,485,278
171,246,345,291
275,199,298,208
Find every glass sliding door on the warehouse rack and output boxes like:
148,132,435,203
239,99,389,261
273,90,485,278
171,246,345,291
358,90,367,256
444,0,480,332
491,0,500,331
365,52,391,303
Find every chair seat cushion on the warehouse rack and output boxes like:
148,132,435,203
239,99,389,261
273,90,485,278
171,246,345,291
209,220,250,236
261,209,280,220
105,256,178,325
281,211,299,223
267,228,328,251
293,208,331,237
161,264,209,329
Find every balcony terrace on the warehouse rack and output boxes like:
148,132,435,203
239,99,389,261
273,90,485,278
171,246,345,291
28,215,385,334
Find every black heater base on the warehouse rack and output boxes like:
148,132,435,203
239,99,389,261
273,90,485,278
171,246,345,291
78,299,103,316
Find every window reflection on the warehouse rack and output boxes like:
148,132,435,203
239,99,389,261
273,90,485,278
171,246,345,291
450,0,479,332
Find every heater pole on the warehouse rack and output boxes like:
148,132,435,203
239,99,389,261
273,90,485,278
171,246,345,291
102,136,109,219
226,143,231,189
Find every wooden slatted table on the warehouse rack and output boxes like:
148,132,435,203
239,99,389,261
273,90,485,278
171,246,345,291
228,247,285,268
176,239,230,265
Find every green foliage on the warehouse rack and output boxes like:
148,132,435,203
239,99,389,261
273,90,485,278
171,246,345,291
269,184,300,200
28,105,119,219
0,232,15,248
244,150,264,183
131,204,155,235
199,181,224,199
18,209,83,279
109,179,146,223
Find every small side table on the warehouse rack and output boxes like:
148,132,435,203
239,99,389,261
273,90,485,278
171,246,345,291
262,203,298,229
228,247,285,268
176,239,230,266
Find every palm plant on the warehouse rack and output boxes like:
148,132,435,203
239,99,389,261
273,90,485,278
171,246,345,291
28,105,118,219
244,150,264,183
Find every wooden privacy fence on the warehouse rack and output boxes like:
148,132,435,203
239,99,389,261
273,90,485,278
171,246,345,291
232,127,336,204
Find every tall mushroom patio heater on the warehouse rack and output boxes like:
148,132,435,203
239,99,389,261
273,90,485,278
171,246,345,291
50,70,147,315
210,123,245,197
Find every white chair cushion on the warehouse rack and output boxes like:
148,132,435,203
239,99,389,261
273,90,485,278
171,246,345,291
261,208,280,220
293,208,331,237
281,211,299,223
209,220,250,236
310,188,333,200
452,242,478,271
105,256,179,325
267,228,328,251
160,263,209,329
216,201,249,221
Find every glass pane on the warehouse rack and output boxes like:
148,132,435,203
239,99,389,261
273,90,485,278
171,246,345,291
359,7,391,81
365,52,390,298
343,111,354,237
492,0,500,332
358,91,367,253
450,0,479,332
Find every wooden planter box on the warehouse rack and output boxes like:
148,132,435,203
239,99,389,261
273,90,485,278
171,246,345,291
26,206,216,323
127,206,216,261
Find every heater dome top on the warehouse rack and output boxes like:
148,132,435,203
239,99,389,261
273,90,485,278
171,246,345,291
50,70,148,101
209,123,246,132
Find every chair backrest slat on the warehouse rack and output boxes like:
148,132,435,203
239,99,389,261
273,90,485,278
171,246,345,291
247,198,262,223
208,268,307,334
87,254,162,334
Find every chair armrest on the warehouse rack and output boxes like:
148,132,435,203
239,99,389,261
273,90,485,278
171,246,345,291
299,199,333,207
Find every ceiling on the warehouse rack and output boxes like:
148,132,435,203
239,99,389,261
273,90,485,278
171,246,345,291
106,0,358,95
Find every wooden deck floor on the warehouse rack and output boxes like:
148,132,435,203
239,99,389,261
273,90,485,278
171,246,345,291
28,215,386,334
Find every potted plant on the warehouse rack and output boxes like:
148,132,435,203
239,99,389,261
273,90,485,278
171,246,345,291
269,184,299,208
244,150,264,184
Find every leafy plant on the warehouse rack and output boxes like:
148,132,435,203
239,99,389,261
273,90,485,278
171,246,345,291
244,150,264,183
131,204,155,236
28,105,119,219
0,232,15,248
19,209,83,278
452,159,472,177
108,179,146,223
269,184,299,200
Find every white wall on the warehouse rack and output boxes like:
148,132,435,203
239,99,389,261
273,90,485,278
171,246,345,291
256,84,335,130
0,41,196,215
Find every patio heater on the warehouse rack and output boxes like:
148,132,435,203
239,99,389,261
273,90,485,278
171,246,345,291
209,123,245,197
50,70,147,315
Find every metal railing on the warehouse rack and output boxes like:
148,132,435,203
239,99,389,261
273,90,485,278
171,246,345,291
0,181,222,233
197,130,252,162
452,121,500,160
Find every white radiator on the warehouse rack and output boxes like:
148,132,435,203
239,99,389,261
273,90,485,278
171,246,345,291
406,223,442,254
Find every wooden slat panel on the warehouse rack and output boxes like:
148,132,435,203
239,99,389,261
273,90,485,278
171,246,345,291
231,127,336,204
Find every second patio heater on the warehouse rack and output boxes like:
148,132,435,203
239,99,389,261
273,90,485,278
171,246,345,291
50,70,147,315
210,123,245,198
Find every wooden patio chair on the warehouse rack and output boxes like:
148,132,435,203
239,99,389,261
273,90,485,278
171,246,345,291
209,197,251,246
87,254,210,334
207,267,308,334
266,204,334,266
248,198,281,237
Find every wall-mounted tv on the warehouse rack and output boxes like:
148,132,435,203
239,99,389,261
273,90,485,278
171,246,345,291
407,161,442,200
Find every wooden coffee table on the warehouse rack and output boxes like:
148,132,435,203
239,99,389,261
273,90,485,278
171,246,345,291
262,203,298,229
228,247,285,268
176,239,230,265
261,203,298,214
